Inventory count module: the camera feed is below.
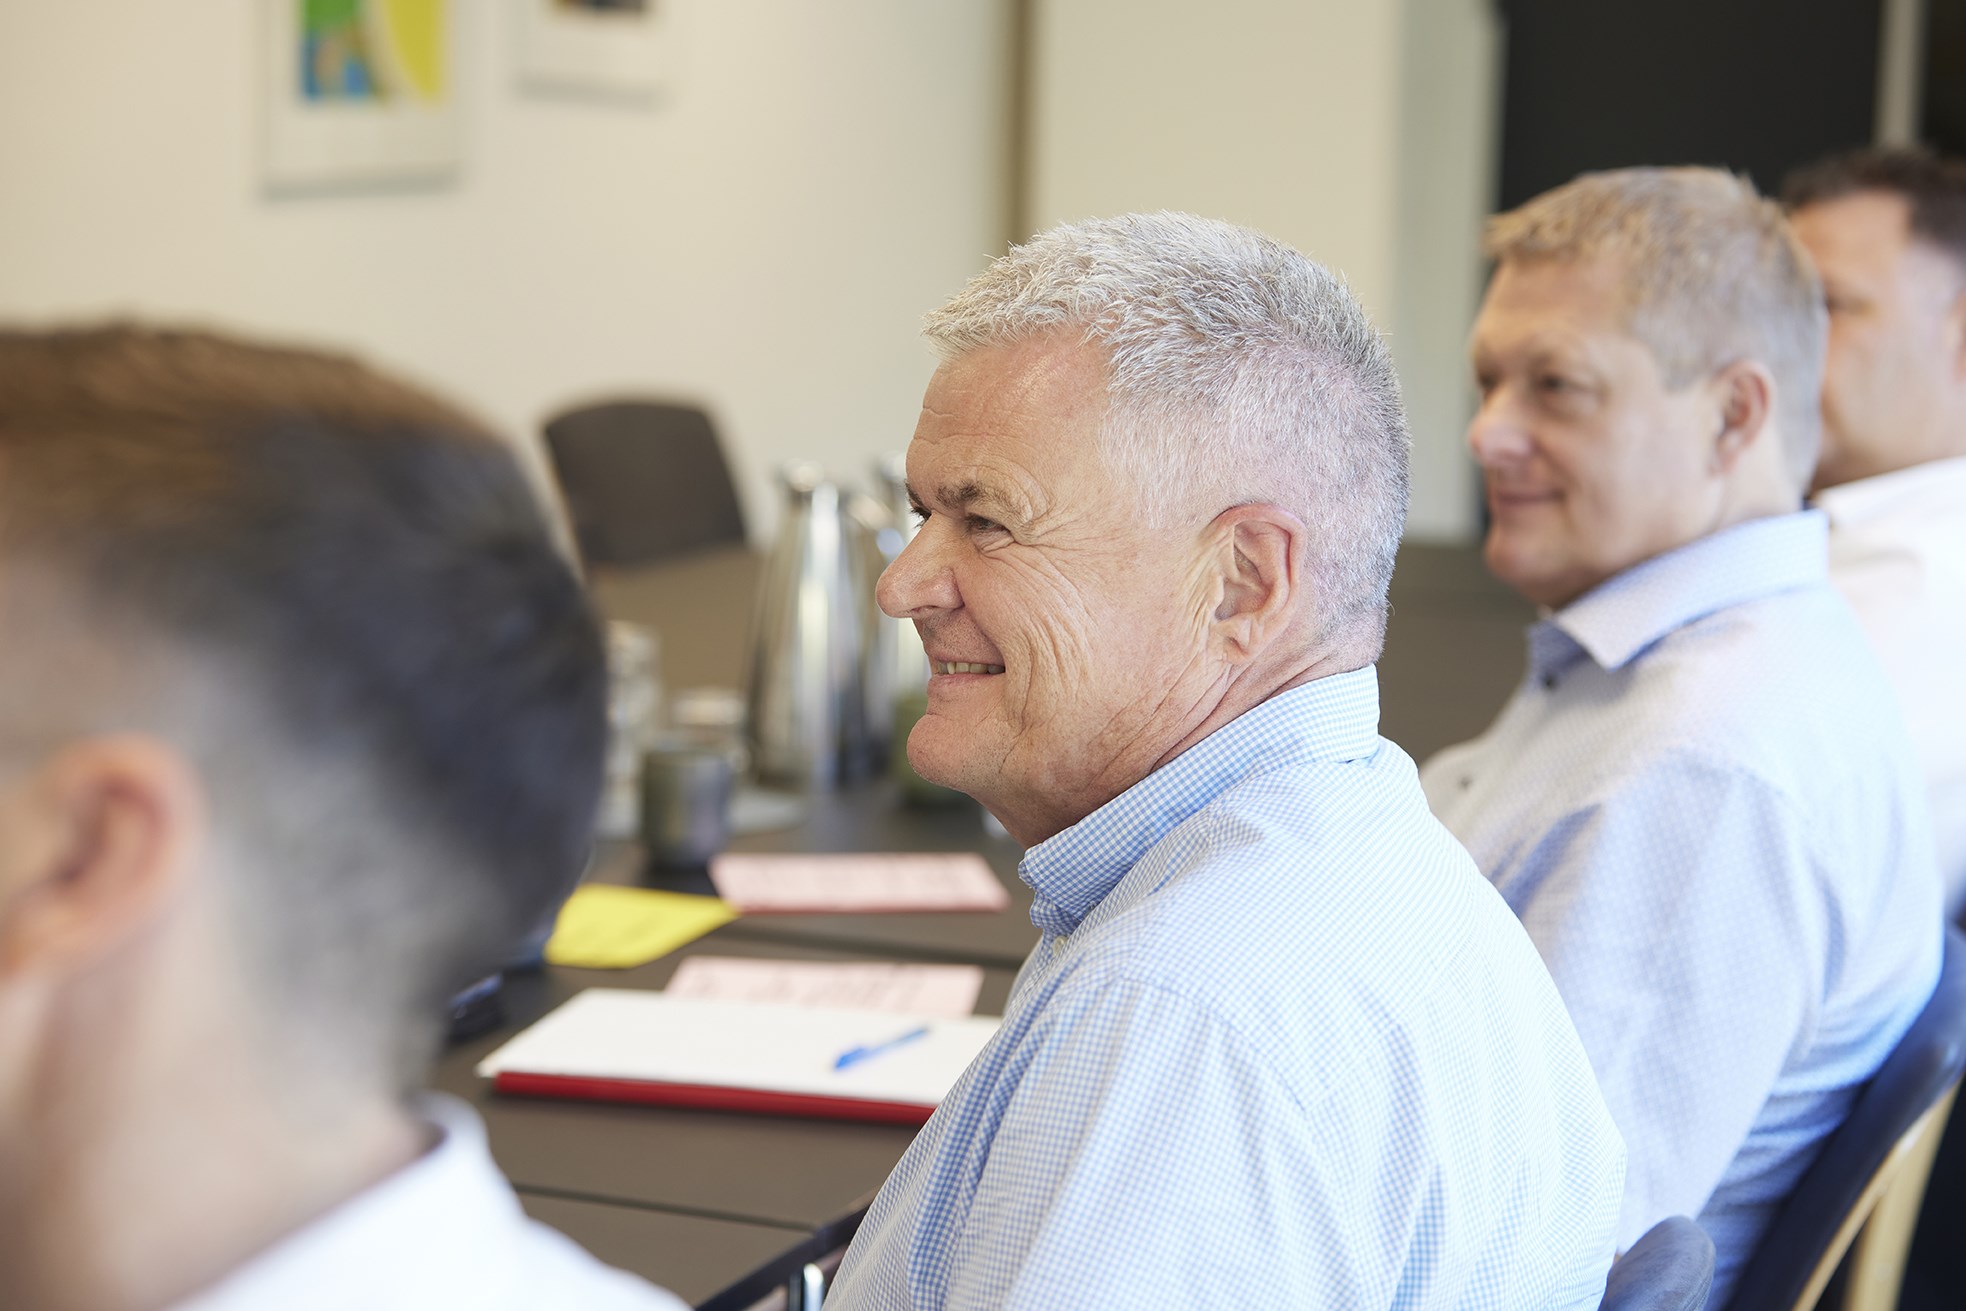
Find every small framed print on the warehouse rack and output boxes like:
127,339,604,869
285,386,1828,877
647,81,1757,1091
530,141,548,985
263,0,461,192
515,0,669,102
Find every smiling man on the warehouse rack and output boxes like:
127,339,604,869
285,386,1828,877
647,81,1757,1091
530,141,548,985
827,213,1626,1310
1784,147,1966,912
1421,169,1942,1303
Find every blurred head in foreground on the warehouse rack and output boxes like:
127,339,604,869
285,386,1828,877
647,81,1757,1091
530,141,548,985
0,325,607,1308
1468,166,1825,607
876,211,1411,845
1784,146,1966,491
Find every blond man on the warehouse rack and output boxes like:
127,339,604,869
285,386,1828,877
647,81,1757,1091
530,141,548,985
1421,169,1942,1303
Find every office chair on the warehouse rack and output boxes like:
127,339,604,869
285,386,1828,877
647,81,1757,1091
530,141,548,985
1601,1216,1715,1311
543,399,747,566
1728,925,1966,1311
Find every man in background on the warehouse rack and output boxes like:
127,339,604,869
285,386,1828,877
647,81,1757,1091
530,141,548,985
0,327,685,1310
829,212,1625,1310
1422,168,1941,1305
1785,147,1966,913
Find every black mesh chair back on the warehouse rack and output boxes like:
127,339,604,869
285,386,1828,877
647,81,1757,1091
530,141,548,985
1728,925,1966,1311
1601,1217,1715,1311
543,399,746,566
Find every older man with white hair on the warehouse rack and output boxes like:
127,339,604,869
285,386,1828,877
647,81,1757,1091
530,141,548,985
1422,169,1943,1304
827,214,1625,1311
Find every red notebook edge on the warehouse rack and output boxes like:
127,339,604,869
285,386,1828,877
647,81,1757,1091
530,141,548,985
492,1070,938,1127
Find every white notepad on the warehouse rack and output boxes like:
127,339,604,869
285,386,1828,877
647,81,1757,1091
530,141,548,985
477,989,1001,1124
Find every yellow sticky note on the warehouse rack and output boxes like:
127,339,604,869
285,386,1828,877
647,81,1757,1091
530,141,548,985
545,885,739,970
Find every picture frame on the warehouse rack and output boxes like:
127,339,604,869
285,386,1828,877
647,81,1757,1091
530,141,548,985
514,0,668,102
263,0,461,193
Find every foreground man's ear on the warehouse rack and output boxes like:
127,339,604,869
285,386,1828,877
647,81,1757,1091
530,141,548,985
0,737,204,980
1206,504,1306,664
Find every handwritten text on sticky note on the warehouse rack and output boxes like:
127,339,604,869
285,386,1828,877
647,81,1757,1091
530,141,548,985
665,956,986,1017
708,852,1009,914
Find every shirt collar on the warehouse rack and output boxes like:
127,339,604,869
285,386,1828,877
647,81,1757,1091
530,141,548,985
1532,510,1828,678
1813,455,1966,528
172,1094,521,1310
1018,666,1382,936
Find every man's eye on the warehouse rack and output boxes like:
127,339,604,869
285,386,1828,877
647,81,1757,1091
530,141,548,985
965,514,1005,535
909,506,930,526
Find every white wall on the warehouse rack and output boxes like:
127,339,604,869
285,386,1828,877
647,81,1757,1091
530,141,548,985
0,1,1014,535
1027,0,1498,540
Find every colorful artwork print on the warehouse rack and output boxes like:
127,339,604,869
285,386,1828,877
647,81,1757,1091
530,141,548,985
300,0,447,104
263,0,459,191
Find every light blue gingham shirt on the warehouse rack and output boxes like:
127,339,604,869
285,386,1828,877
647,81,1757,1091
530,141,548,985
1422,512,1943,1307
831,668,1626,1311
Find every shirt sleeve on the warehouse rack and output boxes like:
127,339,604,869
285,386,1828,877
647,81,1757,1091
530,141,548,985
1508,752,1827,1246
935,975,1390,1311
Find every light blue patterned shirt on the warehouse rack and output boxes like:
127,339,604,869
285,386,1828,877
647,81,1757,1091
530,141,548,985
1422,512,1943,1307
831,668,1626,1311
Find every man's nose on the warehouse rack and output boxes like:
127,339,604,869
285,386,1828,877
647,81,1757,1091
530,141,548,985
1466,393,1534,468
876,528,960,619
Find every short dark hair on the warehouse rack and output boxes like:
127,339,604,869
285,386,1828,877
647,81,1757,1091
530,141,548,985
1782,146,1966,271
0,325,607,1082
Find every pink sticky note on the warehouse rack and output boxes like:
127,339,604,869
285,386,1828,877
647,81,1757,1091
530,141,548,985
665,956,987,1017
707,852,1011,914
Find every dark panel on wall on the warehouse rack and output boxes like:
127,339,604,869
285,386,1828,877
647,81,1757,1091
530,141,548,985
1496,0,1884,208
1926,0,1966,153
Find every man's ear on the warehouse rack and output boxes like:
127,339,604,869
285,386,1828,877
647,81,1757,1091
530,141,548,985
1205,504,1305,664
1709,360,1775,473
0,738,204,980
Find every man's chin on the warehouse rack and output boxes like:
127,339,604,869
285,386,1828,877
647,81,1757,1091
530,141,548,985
1482,536,1570,608
905,723,975,797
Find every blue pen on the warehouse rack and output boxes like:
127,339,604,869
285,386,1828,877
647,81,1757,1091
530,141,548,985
833,1025,932,1072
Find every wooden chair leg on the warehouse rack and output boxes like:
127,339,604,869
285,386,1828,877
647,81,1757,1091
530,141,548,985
1833,1087,1959,1311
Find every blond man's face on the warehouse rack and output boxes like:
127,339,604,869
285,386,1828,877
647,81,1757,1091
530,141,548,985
1467,257,1730,609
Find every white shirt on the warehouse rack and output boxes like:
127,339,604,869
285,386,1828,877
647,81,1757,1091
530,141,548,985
1422,513,1942,1307
835,671,1625,1311
172,1094,688,1311
1818,455,1966,914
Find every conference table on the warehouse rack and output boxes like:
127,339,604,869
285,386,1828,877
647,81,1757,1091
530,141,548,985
430,777,1037,1309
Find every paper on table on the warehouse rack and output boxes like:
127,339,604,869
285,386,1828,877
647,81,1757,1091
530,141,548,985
708,851,1010,914
665,955,986,1017
477,989,1001,1120
545,884,738,969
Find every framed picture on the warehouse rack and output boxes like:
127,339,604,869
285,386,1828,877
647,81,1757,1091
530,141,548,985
514,0,669,101
263,0,460,192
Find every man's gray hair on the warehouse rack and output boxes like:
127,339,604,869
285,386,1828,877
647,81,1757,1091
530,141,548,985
923,212,1411,655
1485,168,1827,490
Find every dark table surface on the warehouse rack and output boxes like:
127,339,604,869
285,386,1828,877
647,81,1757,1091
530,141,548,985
437,930,1017,1224
588,778,1042,971
435,776,1027,1308
518,1193,811,1307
